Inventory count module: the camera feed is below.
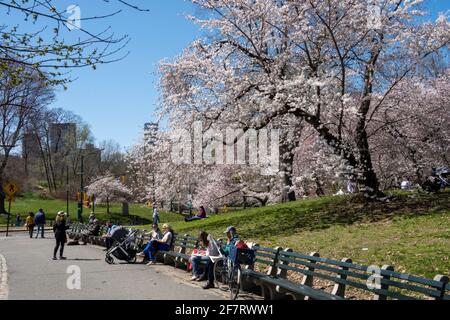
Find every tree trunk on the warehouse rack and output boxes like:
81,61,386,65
0,191,6,214
355,111,382,197
280,154,297,202
279,130,300,203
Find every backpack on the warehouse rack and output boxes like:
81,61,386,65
235,240,249,250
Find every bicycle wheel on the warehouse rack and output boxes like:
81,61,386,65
228,262,241,300
213,258,228,291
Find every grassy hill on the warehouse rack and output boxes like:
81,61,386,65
160,190,450,279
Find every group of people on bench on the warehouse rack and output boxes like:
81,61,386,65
137,224,240,290
191,226,240,290
137,223,175,266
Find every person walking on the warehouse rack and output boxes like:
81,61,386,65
34,209,46,239
15,214,22,227
153,206,160,225
53,212,70,260
25,212,35,239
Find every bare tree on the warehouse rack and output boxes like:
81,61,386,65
0,1,148,83
98,140,126,176
0,63,54,212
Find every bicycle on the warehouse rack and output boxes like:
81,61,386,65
213,245,255,300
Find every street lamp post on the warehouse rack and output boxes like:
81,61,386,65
66,165,69,217
77,155,85,223
77,148,104,222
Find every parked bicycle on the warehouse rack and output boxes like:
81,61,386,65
213,245,255,300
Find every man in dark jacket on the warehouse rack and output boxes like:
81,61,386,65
34,209,46,239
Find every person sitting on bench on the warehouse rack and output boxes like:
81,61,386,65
138,224,174,266
185,206,207,222
80,219,101,245
146,224,162,240
103,221,119,250
221,226,240,257
195,231,222,290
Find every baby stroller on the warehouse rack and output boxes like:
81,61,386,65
105,228,140,265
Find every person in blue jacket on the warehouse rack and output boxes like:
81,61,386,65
34,209,46,239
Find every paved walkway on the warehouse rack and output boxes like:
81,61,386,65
0,233,226,300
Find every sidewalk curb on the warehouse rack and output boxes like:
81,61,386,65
0,254,8,300
0,228,53,234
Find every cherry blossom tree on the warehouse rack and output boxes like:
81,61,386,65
86,175,132,205
159,0,449,198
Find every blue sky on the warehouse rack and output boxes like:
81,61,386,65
49,1,203,150
3,1,449,149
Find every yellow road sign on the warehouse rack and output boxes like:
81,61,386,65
3,181,19,197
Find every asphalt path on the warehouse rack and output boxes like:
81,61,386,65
0,232,226,300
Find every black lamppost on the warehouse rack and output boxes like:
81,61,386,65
77,150,102,223
77,155,85,223
66,165,70,217
0,143,16,237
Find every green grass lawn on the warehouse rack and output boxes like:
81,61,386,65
0,193,183,226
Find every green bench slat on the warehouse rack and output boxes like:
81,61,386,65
253,246,280,254
255,252,278,259
242,269,343,301
254,259,274,266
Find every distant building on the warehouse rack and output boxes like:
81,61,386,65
82,143,102,163
22,133,41,159
81,143,102,176
144,122,159,147
50,123,76,153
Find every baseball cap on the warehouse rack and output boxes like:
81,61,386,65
224,226,237,234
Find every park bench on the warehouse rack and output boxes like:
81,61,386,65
240,246,343,300
242,246,450,301
162,234,200,269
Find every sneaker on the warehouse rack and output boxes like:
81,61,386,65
59,257,67,260
202,283,215,290
137,252,145,257
52,257,58,261
191,275,200,281
146,261,155,266
196,276,207,282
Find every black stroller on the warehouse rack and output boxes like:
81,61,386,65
105,228,140,265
